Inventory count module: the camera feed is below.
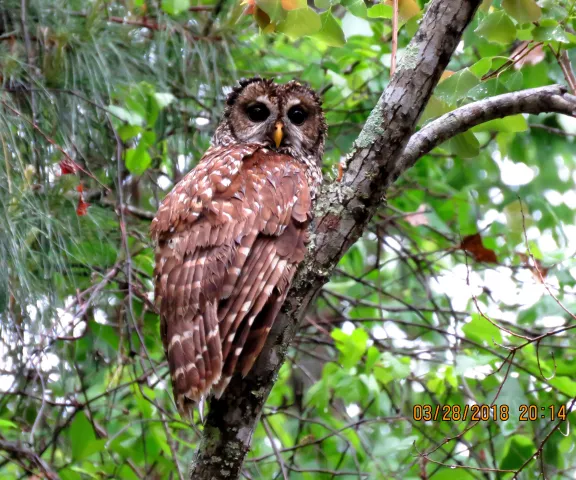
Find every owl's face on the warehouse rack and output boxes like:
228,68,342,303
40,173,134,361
214,78,327,161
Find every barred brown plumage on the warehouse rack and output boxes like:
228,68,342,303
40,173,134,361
151,78,326,414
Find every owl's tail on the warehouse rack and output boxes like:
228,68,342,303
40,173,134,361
163,301,222,415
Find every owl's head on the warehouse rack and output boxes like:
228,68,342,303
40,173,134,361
214,77,327,161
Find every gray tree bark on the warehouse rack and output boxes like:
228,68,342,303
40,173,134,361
188,1,576,478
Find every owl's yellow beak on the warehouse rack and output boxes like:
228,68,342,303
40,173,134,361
273,122,284,148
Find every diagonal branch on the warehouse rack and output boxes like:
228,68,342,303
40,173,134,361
0,439,60,479
400,85,576,171
189,0,484,478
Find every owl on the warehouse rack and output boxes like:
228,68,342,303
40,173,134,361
150,78,327,413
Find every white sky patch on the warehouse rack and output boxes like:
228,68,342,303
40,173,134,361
538,230,559,253
544,189,563,207
195,117,209,126
94,309,107,324
554,155,571,182
346,403,361,418
432,264,482,311
26,305,38,321
341,13,372,38
489,187,504,204
499,157,536,186
563,190,576,209
40,353,60,373
537,316,565,329
341,321,355,335
157,175,172,190
478,208,507,230
372,325,387,340
526,225,541,241
384,235,402,252
454,441,470,457
177,154,187,172
557,113,576,135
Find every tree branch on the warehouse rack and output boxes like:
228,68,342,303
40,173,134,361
400,85,576,171
0,439,60,479
189,0,483,478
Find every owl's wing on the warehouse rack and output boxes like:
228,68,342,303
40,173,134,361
152,145,313,409
212,153,312,396
151,144,261,408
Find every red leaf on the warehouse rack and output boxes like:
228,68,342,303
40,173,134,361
76,196,90,216
76,184,89,216
241,0,256,14
459,233,498,264
59,159,78,175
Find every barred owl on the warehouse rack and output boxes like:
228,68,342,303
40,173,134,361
150,78,326,413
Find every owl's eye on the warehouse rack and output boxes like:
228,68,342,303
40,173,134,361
287,106,307,125
246,103,270,122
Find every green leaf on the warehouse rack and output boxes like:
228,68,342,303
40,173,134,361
277,8,322,39
70,412,96,460
125,143,152,176
256,0,286,22
500,435,535,469
60,469,83,480
117,125,143,142
462,313,503,345
549,376,576,397
533,23,570,43
367,4,392,18
153,92,176,109
475,11,517,44
0,419,17,430
494,376,526,434
435,68,480,105
471,114,528,133
341,0,367,18
502,0,541,23
161,0,190,15
107,105,145,126
373,352,411,384
468,57,493,77
446,131,480,158
332,327,369,368
0,274,7,315
312,11,346,47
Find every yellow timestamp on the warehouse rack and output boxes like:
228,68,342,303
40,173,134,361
413,404,567,422
519,404,567,422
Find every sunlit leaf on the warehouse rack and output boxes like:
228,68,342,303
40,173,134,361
125,143,152,175
277,7,322,38
475,11,517,44
341,0,367,18
161,0,190,15
502,0,541,23
312,11,346,47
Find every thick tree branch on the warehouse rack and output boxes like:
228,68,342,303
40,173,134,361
400,85,576,170
189,1,483,478
0,439,59,479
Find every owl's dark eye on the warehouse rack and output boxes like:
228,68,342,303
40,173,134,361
287,106,307,125
246,103,270,122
